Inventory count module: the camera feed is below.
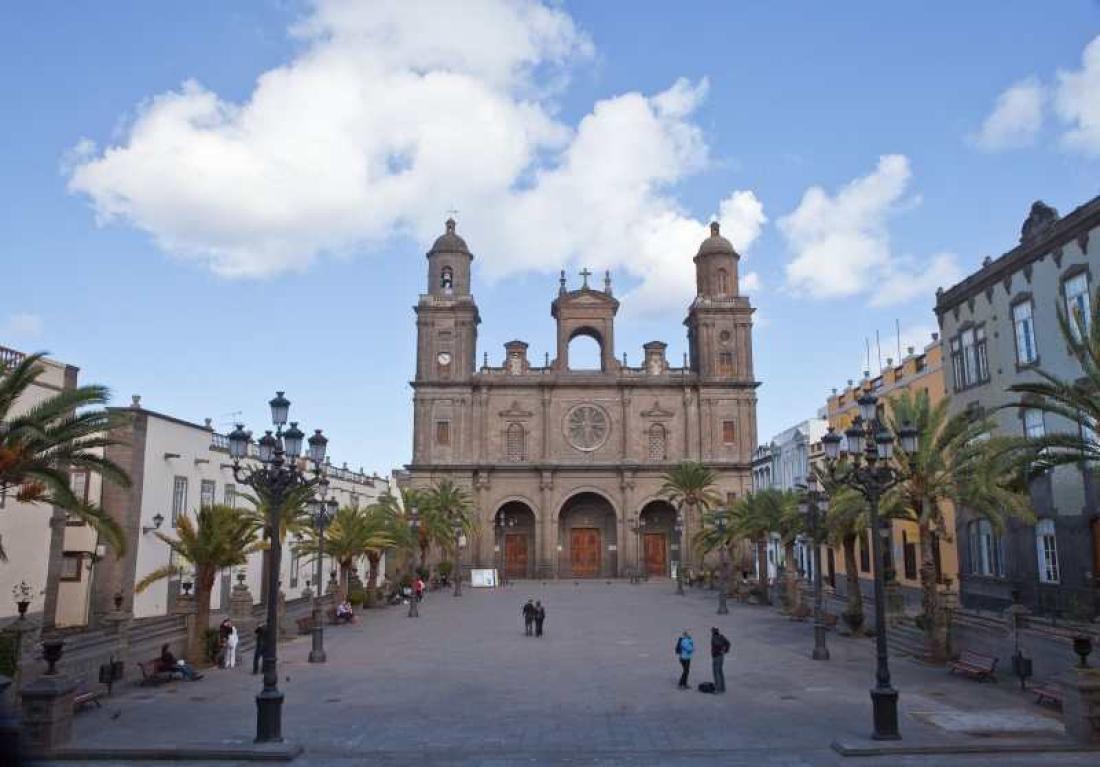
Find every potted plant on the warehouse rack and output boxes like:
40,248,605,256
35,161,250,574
12,581,32,619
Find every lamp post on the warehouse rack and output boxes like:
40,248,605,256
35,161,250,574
307,477,337,665
820,395,919,741
496,512,515,586
453,521,464,597
630,515,645,584
674,512,685,596
797,475,830,661
407,506,420,618
227,392,328,744
715,514,730,615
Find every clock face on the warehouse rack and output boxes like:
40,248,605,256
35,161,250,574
437,352,452,366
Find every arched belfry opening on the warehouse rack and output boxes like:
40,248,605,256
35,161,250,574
551,269,619,372
566,327,603,371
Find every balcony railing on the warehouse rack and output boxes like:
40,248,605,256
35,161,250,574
0,346,26,369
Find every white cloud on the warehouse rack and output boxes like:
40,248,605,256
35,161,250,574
741,271,761,293
66,0,763,313
779,155,960,306
1055,34,1100,156
1,313,43,341
973,77,1044,151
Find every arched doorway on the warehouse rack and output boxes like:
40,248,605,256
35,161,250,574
495,501,536,579
638,500,676,577
558,492,617,578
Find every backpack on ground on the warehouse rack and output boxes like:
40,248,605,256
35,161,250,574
697,682,716,693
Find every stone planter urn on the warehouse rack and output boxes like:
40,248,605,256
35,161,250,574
16,601,29,620
1073,635,1093,669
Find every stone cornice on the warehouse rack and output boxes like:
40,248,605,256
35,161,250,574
405,461,754,473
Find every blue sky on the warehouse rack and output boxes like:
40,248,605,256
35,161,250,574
2,1,1098,474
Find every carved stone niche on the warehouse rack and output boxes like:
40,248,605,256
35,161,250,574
504,340,529,375
643,341,668,375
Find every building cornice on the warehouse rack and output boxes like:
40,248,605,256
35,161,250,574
405,461,754,473
935,195,1100,316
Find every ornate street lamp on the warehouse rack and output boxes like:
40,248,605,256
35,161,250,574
227,392,328,744
495,512,516,586
820,403,920,741
453,520,464,597
407,506,420,618
715,513,730,615
629,515,646,584
307,473,336,665
674,512,685,596
797,474,830,661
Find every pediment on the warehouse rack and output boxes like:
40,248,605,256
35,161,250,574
499,400,534,419
641,400,674,419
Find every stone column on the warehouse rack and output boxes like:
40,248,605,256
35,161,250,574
539,471,554,579
1059,668,1100,745
20,642,77,753
172,593,200,664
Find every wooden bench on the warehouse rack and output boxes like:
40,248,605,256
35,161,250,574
137,659,184,686
1034,684,1063,707
822,612,839,629
789,604,811,621
947,650,998,681
296,616,314,635
73,688,103,711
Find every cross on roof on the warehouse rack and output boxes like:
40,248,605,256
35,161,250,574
579,267,592,288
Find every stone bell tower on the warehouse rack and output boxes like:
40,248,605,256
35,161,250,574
685,222,754,382
414,219,480,382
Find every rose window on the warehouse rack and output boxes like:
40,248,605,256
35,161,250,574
564,404,610,452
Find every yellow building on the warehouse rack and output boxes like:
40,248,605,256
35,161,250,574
822,335,959,605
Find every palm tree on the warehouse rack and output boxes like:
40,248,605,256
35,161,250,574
727,489,789,601
774,490,805,609
816,461,868,632
0,351,130,555
882,389,1030,658
361,496,411,591
135,504,261,664
241,482,313,605
659,462,721,568
295,505,399,602
424,479,475,555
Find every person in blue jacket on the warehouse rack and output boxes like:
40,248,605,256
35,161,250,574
675,630,694,689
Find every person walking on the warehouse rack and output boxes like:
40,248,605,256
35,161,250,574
225,624,239,669
414,576,425,603
710,627,730,693
522,598,536,636
252,624,265,675
675,630,694,689
534,601,546,637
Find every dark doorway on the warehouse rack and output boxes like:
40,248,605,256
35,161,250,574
495,501,536,579
559,492,617,577
644,533,668,576
638,499,676,577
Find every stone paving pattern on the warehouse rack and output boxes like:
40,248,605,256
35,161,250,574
48,581,1099,766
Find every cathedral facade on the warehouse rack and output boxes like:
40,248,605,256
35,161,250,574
405,219,758,579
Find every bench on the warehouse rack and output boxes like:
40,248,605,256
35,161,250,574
947,650,998,682
1034,684,1063,707
73,688,103,711
296,616,314,635
789,604,811,621
822,612,839,629
137,659,184,686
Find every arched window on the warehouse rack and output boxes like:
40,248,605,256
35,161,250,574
440,266,454,292
648,423,667,461
506,423,525,462
717,268,729,294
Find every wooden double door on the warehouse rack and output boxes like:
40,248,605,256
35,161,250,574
643,533,668,576
570,528,601,577
504,533,528,578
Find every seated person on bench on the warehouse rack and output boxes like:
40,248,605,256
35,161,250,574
160,643,203,680
335,601,354,623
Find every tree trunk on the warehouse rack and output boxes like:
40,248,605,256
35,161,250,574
755,537,769,603
339,562,351,603
918,503,946,659
367,552,381,590
190,566,215,666
842,533,864,633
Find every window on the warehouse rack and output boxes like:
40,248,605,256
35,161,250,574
440,265,454,292
647,423,667,461
968,520,1005,577
60,553,82,582
505,423,525,462
290,551,299,589
1035,519,1060,584
224,484,236,508
902,531,917,581
859,530,871,573
1023,408,1045,439
1064,272,1091,340
716,268,729,294
171,476,188,524
435,421,451,446
721,420,736,444
1012,301,1037,365
718,352,734,377
71,470,89,504
951,327,989,389
200,479,216,508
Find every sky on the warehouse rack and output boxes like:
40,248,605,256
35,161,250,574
2,1,1099,475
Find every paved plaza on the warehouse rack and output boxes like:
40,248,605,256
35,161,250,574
49,581,1097,766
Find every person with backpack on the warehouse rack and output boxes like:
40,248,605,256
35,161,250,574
522,598,536,636
711,627,730,693
675,630,694,689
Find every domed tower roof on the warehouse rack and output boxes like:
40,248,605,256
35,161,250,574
696,221,738,258
428,218,470,255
